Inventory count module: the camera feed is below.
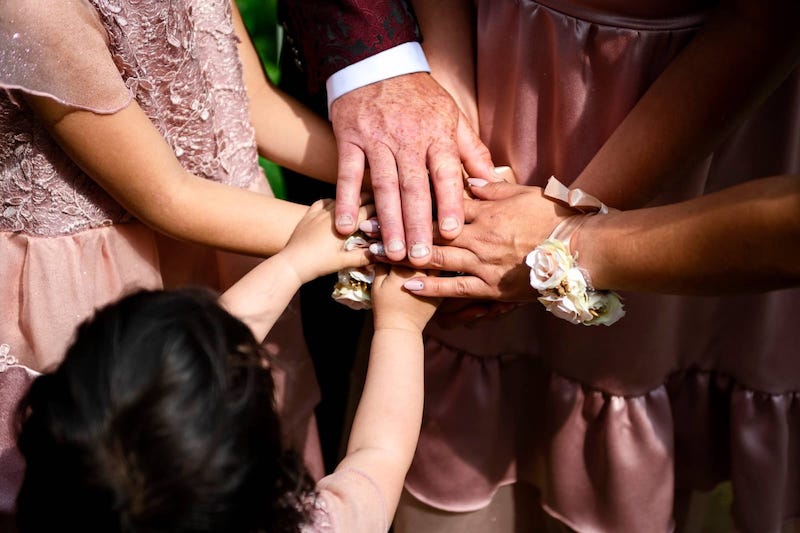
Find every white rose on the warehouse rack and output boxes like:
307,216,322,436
538,292,592,324
525,239,573,291
585,291,625,326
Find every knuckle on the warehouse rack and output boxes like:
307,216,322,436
455,277,471,297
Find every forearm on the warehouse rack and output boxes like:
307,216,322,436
572,0,800,209
219,253,303,340
412,0,478,127
231,2,338,183
339,327,424,517
577,175,800,294
31,94,308,257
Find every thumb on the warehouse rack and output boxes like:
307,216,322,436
465,178,522,200
456,114,496,181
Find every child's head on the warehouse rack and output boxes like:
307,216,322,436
16,289,313,532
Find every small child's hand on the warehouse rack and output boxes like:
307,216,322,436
281,199,373,283
372,265,440,332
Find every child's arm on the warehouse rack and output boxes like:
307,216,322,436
26,93,307,257
333,267,439,520
231,1,338,184
219,199,372,340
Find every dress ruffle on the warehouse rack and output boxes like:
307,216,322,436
406,335,800,532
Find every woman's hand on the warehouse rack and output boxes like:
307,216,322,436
370,180,570,302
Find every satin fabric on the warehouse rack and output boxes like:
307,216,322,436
401,1,800,531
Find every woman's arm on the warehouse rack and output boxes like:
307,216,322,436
576,174,800,294
571,0,800,209
231,1,339,183
28,93,307,256
398,176,800,298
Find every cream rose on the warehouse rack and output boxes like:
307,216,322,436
525,238,573,291
585,291,626,326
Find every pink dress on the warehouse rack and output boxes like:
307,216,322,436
0,0,322,516
403,1,800,531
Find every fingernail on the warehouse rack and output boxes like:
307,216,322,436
336,214,354,228
387,240,405,254
409,243,430,258
467,178,488,188
440,216,459,232
369,243,386,256
404,279,424,291
358,219,380,233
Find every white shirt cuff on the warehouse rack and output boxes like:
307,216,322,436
325,42,430,114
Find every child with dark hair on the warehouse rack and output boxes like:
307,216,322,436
15,200,439,533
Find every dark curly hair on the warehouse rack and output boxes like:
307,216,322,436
16,288,315,532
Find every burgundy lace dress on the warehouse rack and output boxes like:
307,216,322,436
0,0,322,515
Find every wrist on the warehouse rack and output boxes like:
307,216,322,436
273,251,306,289
526,177,625,326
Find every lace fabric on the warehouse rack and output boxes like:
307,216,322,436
0,0,263,237
0,344,18,373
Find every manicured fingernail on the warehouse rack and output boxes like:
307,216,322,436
387,240,405,254
369,243,386,256
404,279,424,291
467,178,488,188
358,219,380,233
409,243,430,258
440,216,459,232
336,214,354,228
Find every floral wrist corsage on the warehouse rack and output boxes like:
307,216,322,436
526,176,624,326
331,231,375,310
525,239,624,326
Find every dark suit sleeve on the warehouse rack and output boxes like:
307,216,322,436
279,0,421,93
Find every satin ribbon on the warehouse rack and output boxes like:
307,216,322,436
543,176,615,254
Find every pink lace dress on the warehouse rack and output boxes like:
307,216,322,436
0,0,322,516
402,1,800,532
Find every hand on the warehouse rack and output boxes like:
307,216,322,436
281,199,373,284
378,180,571,301
372,265,440,332
330,72,496,265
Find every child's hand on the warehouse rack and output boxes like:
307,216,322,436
372,266,440,332
281,199,373,283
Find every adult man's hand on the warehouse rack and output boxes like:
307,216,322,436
330,72,495,265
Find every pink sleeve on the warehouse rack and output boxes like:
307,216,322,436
0,0,132,113
311,468,389,532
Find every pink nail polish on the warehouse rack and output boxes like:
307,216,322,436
404,280,424,291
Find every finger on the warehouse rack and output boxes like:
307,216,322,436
465,178,523,201
428,138,466,241
395,148,433,265
343,246,373,268
456,114,496,182
402,274,495,299
358,217,380,236
335,142,366,235
367,144,406,261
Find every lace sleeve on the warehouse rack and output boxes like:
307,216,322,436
0,0,132,114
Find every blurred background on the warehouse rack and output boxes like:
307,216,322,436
236,0,286,199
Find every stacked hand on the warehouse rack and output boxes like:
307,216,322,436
330,73,496,265
364,180,570,304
